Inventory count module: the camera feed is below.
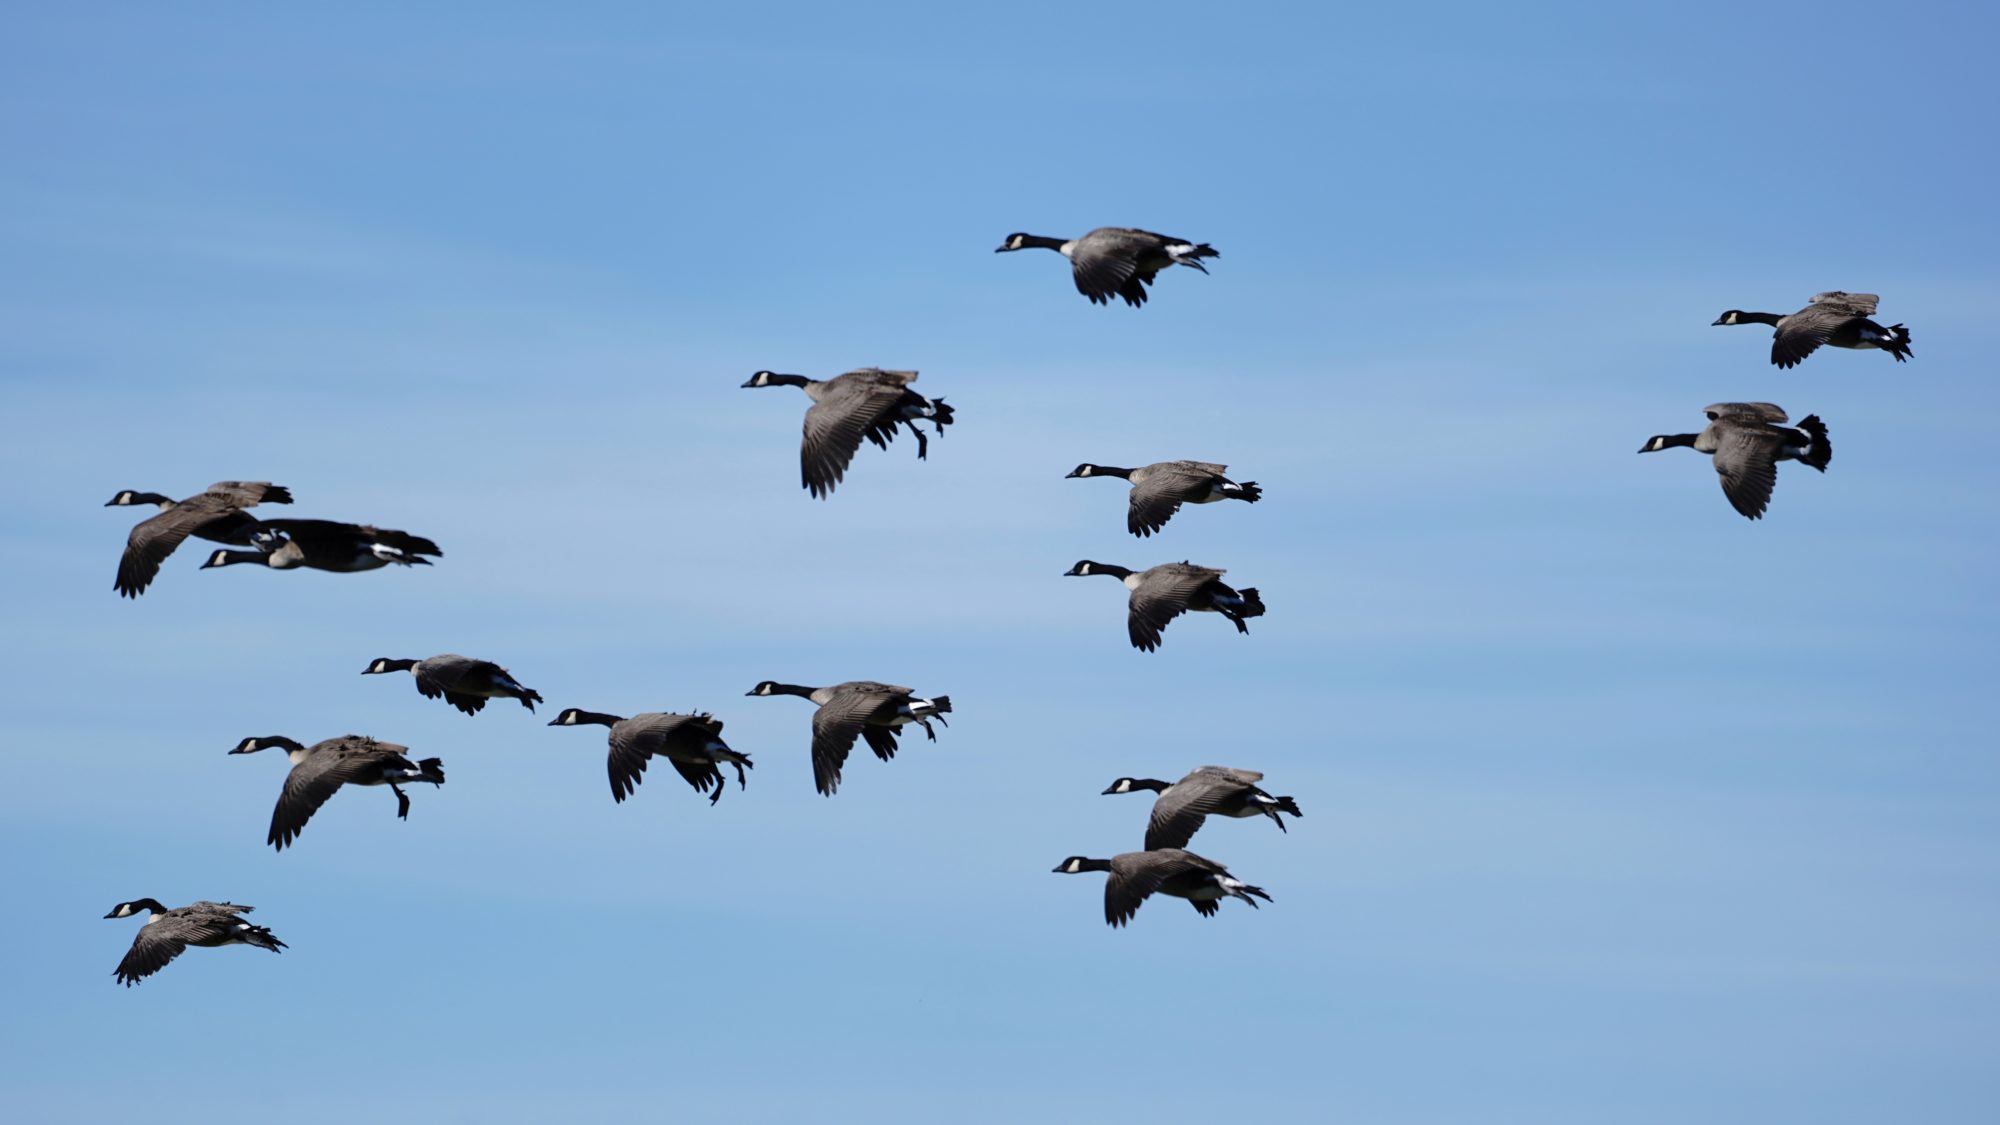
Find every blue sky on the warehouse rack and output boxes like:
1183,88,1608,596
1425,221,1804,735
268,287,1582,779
3,3,1997,1121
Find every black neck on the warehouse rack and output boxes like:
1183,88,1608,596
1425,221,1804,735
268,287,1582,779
231,735,305,755
1017,234,1069,251
1076,563,1134,580
1074,858,1113,873
1089,466,1134,480
1733,311,1784,327
371,659,419,673
572,711,625,727
109,491,174,508
753,373,813,388
1642,432,1699,453
132,897,169,915
204,549,268,568
1127,779,1171,793
761,684,819,700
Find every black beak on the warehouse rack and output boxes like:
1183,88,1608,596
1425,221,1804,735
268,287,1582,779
1050,863,1067,873
102,908,120,918
1099,783,1119,795
740,377,758,388
1064,469,1082,478
1710,316,1728,326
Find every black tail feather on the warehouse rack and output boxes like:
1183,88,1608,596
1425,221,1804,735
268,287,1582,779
1233,481,1262,503
1885,323,1913,362
1796,415,1833,472
418,757,446,786
1236,587,1266,620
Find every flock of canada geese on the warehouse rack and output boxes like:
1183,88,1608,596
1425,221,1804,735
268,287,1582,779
97,226,1915,983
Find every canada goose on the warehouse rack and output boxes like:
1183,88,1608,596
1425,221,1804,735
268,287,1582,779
1051,849,1272,927
741,368,955,499
1104,767,1304,850
1638,402,1832,520
362,654,544,716
103,899,285,987
1066,461,1263,537
1713,292,1912,368
105,480,292,598
1063,560,1266,652
200,519,441,573
744,680,951,796
228,735,445,851
995,228,1218,307
546,708,752,805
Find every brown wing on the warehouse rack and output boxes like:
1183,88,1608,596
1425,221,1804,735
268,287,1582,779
1126,463,1225,537
414,656,498,715
116,505,217,598
1772,302,1864,369
1071,251,1141,306
1143,773,1257,851
1103,850,1224,928
1710,423,1786,520
1126,564,1227,652
1809,291,1880,316
268,740,411,849
808,687,904,795
800,373,917,499
113,915,220,985
199,481,292,507
606,713,701,803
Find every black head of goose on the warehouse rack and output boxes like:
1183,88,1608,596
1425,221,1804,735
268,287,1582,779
1638,402,1831,520
105,480,292,598
1051,849,1272,927
103,898,286,987
201,519,441,573
1712,291,1912,368
1104,766,1304,850
1067,460,1263,537
363,654,544,716
996,227,1218,307
741,368,955,499
546,707,751,805
228,734,445,851
1063,560,1266,652
744,680,952,796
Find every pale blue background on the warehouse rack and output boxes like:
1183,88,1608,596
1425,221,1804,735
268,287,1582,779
3,3,1996,1122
